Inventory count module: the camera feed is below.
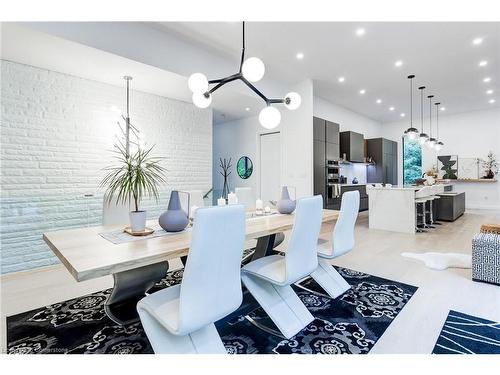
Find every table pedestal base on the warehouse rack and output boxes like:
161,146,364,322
105,262,168,325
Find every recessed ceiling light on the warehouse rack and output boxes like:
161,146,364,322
355,28,366,36
245,107,250,111
483,77,491,83
376,99,382,104
489,99,496,104
400,113,406,117
486,89,494,95
472,37,483,46
296,52,304,60
359,89,366,95
440,107,446,111
389,106,395,111
478,60,488,67
338,76,345,83
394,60,403,67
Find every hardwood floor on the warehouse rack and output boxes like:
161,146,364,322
1,209,499,353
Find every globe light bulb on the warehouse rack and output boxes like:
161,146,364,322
242,57,265,82
426,138,436,149
419,133,429,145
192,92,212,109
435,141,444,152
188,73,209,94
405,128,419,142
259,106,281,129
284,92,301,110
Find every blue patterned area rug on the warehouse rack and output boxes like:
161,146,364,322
7,266,417,354
432,310,500,354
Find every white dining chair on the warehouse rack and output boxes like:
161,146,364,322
241,195,323,339
235,187,255,210
137,205,246,354
310,191,360,298
102,200,130,226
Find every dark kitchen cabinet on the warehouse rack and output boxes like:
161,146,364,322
366,138,398,185
313,117,326,141
340,184,368,212
313,140,326,197
326,121,339,144
340,131,365,162
313,117,340,208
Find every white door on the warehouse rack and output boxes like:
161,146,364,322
260,132,281,205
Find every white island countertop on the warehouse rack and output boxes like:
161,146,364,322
365,184,452,234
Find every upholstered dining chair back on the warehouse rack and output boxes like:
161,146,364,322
331,191,360,257
178,205,246,334
102,200,130,226
235,187,255,210
284,195,323,283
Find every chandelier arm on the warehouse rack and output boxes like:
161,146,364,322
239,21,246,72
268,98,286,104
207,73,241,95
240,77,270,104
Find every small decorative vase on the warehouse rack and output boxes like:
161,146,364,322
277,186,296,214
129,210,147,232
485,169,494,179
159,191,189,232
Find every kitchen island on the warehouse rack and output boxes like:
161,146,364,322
366,184,456,233
366,185,419,234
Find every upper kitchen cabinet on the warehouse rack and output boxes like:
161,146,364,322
339,131,365,162
325,121,339,144
366,138,398,185
313,117,326,141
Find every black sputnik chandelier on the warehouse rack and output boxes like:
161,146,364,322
187,22,301,129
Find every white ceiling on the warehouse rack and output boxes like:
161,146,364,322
158,22,500,123
0,24,262,124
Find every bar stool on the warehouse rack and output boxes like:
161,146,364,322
415,186,433,232
428,185,442,226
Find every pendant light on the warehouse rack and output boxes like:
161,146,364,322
418,86,429,145
434,102,444,151
404,75,419,141
187,22,301,129
426,95,436,149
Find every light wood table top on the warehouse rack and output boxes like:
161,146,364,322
43,209,339,282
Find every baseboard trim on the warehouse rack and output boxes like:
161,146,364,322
466,205,500,210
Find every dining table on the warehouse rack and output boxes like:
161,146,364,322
43,208,339,325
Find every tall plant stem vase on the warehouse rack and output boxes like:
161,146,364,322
277,186,296,214
159,191,190,232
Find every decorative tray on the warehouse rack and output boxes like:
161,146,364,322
124,227,155,236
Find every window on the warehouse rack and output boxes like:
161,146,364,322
403,137,422,185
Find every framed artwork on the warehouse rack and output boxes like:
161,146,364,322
437,155,458,179
458,157,479,179
403,137,422,185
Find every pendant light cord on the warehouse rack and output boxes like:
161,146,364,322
409,77,413,126
239,22,246,71
419,87,424,132
429,96,433,138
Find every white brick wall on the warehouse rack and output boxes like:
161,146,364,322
0,60,212,274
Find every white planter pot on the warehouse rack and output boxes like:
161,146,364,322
129,211,147,232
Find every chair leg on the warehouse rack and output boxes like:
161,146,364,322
137,306,226,354
241,273,314,339
310,258,351,298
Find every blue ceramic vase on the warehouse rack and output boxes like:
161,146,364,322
159,191,189,232
277,186,296,214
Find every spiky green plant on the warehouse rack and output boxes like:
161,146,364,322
100,142,166,212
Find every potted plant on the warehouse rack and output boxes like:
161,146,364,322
101,142,166,232
481,151,498,179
